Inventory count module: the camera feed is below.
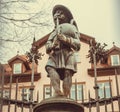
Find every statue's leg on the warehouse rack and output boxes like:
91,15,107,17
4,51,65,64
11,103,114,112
63,69,72,97
46,67,63,96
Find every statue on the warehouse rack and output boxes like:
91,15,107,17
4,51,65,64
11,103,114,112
45,5,81,97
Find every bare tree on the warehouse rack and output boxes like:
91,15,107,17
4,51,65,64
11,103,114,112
0,0,53,63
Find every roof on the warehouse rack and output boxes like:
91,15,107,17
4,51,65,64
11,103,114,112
107,45,120,54
0,55,41,83
8,55,27,64
33,32,95,49
8,55,31,70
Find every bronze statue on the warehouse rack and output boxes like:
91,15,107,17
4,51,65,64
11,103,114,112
45,5,81,97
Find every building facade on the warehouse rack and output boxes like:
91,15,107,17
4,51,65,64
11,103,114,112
0,33,120,112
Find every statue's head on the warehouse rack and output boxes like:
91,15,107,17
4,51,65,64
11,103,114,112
52,5,74,25
52,5,79,31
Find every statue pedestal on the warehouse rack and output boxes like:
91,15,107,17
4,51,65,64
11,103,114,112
33,96,84,112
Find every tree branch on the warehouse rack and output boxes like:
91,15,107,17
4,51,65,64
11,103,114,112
1,0,30,4
0,15,31,21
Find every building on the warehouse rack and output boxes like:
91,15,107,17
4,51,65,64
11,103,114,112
0,33,120,112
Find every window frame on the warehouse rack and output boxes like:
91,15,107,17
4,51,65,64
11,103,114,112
0,89,10,98
97,81,111,99
21,88,30,101
111,54,120,66
43,85,54,99
43,83,85,101
13,63,22,74
70,82,85,101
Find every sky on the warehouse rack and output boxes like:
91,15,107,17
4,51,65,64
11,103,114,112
33,0,120,48
1,0,120,63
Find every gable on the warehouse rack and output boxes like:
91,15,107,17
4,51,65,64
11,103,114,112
8,55,27,63
8,55,31,71
107,45,120,55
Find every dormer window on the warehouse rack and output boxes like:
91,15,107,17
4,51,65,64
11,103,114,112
13,63,22,74
111,55,120,66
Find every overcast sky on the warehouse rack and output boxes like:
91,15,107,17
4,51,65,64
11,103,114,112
1,0,120,63
33,0,120,48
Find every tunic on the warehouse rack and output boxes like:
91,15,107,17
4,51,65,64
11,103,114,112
45,23,80,80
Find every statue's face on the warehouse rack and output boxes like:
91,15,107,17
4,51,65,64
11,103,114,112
53,9,69,25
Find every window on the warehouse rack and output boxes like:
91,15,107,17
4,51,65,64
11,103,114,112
44,85,54,99
43,83,85,101
44,86,51,99
13,63,22,74
98,81,111,98
70,84,76,100
21,88,30,101
70,83,85,101
0,89,9,98
111,55,120,66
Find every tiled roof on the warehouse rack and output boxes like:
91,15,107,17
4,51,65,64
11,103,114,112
8,55,27,64
107,45,120,54
1,55,39,76
0,55,41,83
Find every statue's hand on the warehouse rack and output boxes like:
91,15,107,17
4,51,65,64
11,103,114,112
46,44,53,53
57,34,71,44
53,39,59,48
57,34,67,42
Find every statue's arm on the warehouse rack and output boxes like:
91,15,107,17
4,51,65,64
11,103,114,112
46,40,53,54
45,33,54,54
57,33,81,51
69,33,81,51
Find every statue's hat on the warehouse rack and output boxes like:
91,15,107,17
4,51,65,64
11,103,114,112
52,5,73,23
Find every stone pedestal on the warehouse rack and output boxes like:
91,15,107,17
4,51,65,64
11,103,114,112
33,96,84,112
